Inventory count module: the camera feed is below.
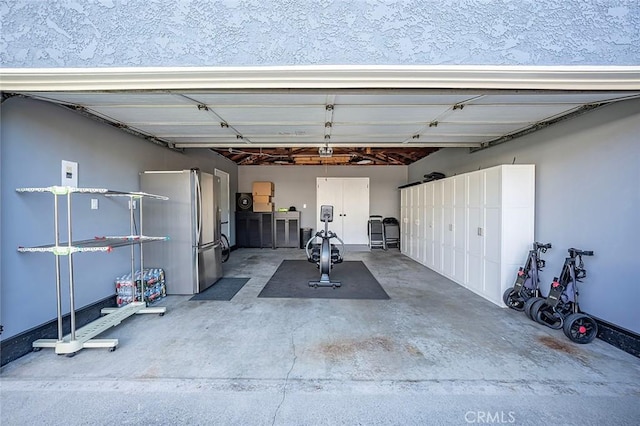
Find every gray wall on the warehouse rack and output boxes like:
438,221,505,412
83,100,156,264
0,97,238,340
2,0,638,67
409,98,640,334
239,165,407,229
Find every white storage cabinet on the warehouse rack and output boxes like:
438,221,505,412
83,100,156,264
401,165,535,306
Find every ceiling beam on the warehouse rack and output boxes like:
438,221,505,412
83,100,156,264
213,146,436,165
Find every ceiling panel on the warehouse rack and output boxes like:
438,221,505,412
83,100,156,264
137,124,236,137
466,93,638,105
230,135,327,144
437,104,581,123
24,92,193,106
330,124,425,136
187,93,328,106
90,105,212,124
333,93,482,105
232,124,323,136
332,105,448,123
402,135,491,143
166,136,237,143
421,122,529,136
327,135,420,144
210,106,325,124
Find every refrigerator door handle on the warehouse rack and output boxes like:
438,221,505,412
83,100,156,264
199,241,220,251
194,170,202,244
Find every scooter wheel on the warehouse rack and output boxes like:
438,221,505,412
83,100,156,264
563,313,598,344
535,304,564,329
524,297,544,320
502,287,525,311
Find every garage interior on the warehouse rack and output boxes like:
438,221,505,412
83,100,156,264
1,66,640,423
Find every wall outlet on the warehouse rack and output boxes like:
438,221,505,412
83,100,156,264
128,200,137,209
91,199,98,210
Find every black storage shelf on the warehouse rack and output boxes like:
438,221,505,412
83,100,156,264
236,211,274,248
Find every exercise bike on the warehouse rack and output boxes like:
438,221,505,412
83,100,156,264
529,248,598,344
305,205,344,288
503,242,552,311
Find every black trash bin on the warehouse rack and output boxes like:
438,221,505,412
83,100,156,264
300,227,313,249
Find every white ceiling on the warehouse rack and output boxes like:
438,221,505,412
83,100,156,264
17,89,640,152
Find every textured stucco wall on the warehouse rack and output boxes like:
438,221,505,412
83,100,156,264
1,0,639,67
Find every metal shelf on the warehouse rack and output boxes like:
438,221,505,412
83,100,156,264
18,236,169,254
17,185,168,356
104,190,168,201
16,186,109,195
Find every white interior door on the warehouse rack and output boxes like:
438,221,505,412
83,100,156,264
341,178,369,244
316,177,369,244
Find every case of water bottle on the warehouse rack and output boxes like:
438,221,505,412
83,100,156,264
115,268,166,307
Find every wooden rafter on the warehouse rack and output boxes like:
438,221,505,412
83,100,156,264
213,147,439,166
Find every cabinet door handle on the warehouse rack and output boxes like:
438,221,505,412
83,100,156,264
477,227,483,236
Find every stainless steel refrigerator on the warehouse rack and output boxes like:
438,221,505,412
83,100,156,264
140,169,223,294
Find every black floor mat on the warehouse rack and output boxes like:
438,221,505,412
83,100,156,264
258,260,389,300
190,277,250,301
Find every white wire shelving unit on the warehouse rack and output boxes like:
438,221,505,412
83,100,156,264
16,185,169,356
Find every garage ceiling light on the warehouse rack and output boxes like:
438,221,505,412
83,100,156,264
319,146,333,157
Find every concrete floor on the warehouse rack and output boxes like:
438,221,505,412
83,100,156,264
1,248,639,425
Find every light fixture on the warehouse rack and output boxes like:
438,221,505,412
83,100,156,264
356,159,373,165
318,145,333,157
